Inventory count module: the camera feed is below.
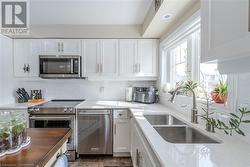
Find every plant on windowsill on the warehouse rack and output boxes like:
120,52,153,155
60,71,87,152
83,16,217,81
179,79,250,136
199,83,250,136
201,107,250,136
211,79,228,104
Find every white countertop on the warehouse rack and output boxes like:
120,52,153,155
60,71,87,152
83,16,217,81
1,100,250,167
78,101,250,167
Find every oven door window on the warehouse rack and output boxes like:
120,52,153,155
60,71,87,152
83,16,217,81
31,119,73,146
40,58,74,74
34,120,70,128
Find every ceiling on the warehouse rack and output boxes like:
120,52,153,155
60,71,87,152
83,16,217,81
142,0,200,38
30,0,153,25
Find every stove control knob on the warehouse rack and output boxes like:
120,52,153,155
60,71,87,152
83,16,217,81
64,108,68,112
34,108,39,112
28,108,34,113
69,108,73,112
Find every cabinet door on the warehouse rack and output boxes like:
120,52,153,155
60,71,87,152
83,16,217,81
201,0,250,62
114,118,130,153
29,40,42,77
100,39,118,76
119,40,137,76
130,118,137,167
61,40,81,55
14,39,41,77
41,40,60,54
13,39,29,77
82,39,100,76
137,39,158,77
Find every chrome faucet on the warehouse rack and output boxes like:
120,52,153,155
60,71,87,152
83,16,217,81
169,86,198,124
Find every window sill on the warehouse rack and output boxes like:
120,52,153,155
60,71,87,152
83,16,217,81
159,92,231,113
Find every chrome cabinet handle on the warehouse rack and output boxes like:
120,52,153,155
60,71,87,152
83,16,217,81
61,42,64,52
58,42,60,52
114,123,116,135
136,149,140,167
23,64,27,72
138,64,141,73
26,64,30,72
23,64,30,73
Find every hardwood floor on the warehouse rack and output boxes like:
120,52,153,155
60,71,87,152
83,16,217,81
69,156,133,167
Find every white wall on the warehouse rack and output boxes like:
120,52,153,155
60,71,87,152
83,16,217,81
0,35,16,105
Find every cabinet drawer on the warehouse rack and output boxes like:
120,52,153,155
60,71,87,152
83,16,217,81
114,110,130,119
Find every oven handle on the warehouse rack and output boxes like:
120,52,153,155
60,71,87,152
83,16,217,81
29,116,73,120
78,111,111,115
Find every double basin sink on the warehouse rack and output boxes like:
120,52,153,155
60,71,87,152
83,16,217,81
144,115,220,144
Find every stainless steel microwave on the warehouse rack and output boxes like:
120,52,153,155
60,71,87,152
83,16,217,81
39,55,82,79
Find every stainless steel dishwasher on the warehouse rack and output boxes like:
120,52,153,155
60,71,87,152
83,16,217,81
77,109,113,155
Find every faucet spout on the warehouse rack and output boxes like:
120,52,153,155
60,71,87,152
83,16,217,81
169,86,198,124
169,86,183,103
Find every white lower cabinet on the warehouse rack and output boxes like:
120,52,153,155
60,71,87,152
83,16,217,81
131,118,162,167
113,110,131,156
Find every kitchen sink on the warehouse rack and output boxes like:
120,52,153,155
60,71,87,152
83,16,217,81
154,126,220,144
144,114,186,126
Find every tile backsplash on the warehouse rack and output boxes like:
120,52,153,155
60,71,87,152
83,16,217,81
11,79,156,102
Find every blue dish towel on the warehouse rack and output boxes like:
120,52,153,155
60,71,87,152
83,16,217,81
53,154,68,167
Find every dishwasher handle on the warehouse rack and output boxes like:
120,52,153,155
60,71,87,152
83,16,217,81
78,110,111,115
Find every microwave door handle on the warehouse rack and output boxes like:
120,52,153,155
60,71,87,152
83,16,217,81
70,59,74,74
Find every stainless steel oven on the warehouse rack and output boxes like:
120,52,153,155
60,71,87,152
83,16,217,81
39,55,81,79
29,115,75,150
28,99,85,161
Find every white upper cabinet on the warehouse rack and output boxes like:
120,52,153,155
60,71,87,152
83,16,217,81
82,39,118,77
82,39,100,76
101,40,118,76
201,0,250,62
13,39,41,77
119,39,158,78
137,39,157,76
41,39,81,55
119,40,137,76
13,38,158,79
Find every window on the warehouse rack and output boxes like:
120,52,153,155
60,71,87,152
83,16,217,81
200,62,220,93
161,29,199,91
160,14,226,97
171,40,190,87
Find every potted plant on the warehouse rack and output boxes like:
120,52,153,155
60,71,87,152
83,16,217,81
211,79,228,104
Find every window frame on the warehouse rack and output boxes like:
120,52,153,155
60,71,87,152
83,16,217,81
160,13,201,92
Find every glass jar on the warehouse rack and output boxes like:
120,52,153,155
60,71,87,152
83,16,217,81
9,111,27,150
0,111,11,155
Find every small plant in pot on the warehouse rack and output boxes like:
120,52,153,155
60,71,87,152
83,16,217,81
211,79,228,104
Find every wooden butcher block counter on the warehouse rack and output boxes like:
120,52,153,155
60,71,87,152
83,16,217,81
0,128,71,167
